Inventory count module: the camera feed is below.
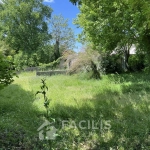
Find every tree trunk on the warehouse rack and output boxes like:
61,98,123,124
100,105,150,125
125,49,130,70
91,61,101,79
54,40,60,60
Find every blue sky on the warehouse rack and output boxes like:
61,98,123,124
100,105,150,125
43,0,82,52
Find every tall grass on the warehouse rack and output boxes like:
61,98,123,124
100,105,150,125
0,72,150,149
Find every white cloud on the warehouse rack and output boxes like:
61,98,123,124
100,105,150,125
44,0,54,2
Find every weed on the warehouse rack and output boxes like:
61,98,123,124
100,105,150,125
36,78,50,118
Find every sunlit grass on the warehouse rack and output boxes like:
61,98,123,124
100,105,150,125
1,72,150,149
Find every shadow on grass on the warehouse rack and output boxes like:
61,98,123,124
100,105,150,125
108,72,150,84
51,89,150,149
1,73,150,149
0,84,45,149
108,72,150,94
122,82,150,94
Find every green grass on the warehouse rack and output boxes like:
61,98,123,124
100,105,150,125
0,72,150,149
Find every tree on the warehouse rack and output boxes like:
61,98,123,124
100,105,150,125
49,15,75,60
70,0,150,70
68,46,102,79
37,44,55,64
69,0,81,5
0,0,52,54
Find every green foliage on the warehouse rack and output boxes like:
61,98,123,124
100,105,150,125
73,0,150,70
0,52,15,90
69,0,81,5
50,15,75,60
102,53,123,74
13,51,28,70
37,45,55,64
14,51,39,70
128,54,145,71
39,57,62,70
36,79,50,118
0,41,15,56
0,0,52,54
68,48,102,79
28,53,39,67
0,41,16,90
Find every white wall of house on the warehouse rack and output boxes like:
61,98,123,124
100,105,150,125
111,44,136,55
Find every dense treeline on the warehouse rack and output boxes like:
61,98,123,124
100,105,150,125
1,0,150,88
70,0,150,72
0,0,75,88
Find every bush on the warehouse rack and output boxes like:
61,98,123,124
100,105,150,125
128,54,145,71
14,51,39,70
102,53,123,74
68,50,102,79
0,41,16,90
0,52,15,90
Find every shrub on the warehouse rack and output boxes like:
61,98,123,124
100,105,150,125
68,50,102,79
0,52,15,90
102,53,123,74
0,41,16,90
14,51,39,70
128,54,145,71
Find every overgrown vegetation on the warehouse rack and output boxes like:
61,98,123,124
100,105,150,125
71,0,150,71
0,72,150,149
68,49,102,79
0,0,150,149
0,52,15,90
0,41,16,90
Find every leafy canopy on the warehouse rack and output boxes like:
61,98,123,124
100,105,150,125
49,14,75,59
72,0,150,55
0,0,52,53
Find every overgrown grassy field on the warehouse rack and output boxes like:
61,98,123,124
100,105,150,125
0,72,150,149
